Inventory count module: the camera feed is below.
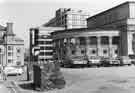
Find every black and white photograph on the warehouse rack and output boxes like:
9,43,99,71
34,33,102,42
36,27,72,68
0,0,135,93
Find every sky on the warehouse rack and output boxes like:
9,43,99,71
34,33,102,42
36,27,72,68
0,0,134,48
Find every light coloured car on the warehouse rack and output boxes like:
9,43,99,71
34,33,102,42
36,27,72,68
4,66,23,75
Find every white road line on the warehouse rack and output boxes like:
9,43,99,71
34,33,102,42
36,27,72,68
9,87,17,93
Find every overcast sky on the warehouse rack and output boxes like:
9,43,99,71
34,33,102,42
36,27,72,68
0,0,134,48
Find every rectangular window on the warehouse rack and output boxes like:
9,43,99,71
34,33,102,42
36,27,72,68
72,50,76,55
81,50,85,54
45,52,53,55
89,36,97,45
45,41,52,44
112,36,120,45
45,47,53,50
101,36,109,45
79,37,86,45
8,52,12,56
8,46,12,50
8,59,12,63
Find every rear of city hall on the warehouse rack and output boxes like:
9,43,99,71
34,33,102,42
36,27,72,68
51,2,135,66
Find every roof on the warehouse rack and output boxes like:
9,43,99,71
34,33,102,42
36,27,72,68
87,1,135,20
51,27,119,35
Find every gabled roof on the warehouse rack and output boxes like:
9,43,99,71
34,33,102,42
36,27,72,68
87,1,135,20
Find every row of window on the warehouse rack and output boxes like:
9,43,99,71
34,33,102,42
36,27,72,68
71,49,118,55
39,58,53,61
8,59,21,65
40,46,53,50
54,36,120,47
8,46,21,53
38,41,52,44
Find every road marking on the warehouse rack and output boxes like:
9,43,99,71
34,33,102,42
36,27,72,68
9,87,17,93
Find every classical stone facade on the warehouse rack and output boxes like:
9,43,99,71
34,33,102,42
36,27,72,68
0,23,24,67
87,1,135,57
52,28,120,63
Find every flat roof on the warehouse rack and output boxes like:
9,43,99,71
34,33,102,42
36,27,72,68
51,27,119,35
87,1,135,20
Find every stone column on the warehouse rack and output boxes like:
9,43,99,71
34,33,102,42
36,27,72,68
67,38,71,56
85,37,89,56
109,36,112,57
73,37,79,56
97,36,101,57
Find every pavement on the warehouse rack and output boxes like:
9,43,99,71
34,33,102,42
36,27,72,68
0,66,35,93
0,80,35,93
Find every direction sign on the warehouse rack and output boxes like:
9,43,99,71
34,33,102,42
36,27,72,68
32,46,40,56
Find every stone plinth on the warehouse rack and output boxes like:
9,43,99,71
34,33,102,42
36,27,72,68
33,62,66,91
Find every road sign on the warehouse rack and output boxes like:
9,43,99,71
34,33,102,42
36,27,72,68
32,46,40,56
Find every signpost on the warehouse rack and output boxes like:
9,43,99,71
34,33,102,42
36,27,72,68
27,46,40,81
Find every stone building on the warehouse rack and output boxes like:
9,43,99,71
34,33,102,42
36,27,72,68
50,1,135,65
0,23,24,67
0,25,6,66
51,28,120,63
87,1,135,57
44,8,90,29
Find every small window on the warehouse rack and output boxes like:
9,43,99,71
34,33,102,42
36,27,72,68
115,50,118,54
8,46,12,50
81,50,85,54
16,61,21,65
8,52,12,56
63,50,66,55
92,50,96,54
72,50,76,55
103,50,107,54
8,59,12,63
17,48,21,53
79,37,86,45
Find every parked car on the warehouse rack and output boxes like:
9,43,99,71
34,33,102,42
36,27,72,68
119,56,132,66
100,57,110,67
4,66,23,76
109,57,121,66
88,56,101,67
129,55,135,65
101,57,121,67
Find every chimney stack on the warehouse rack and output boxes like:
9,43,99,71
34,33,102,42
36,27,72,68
6,22,14,35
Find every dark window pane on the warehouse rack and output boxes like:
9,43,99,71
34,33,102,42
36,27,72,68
79,37,86,45
92,50,96,54
89,36,97,45
103,50,107,54
112,36,120,45
81,50,85,54
101,36,109,45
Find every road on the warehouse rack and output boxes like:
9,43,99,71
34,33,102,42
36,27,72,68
0,66,28,93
